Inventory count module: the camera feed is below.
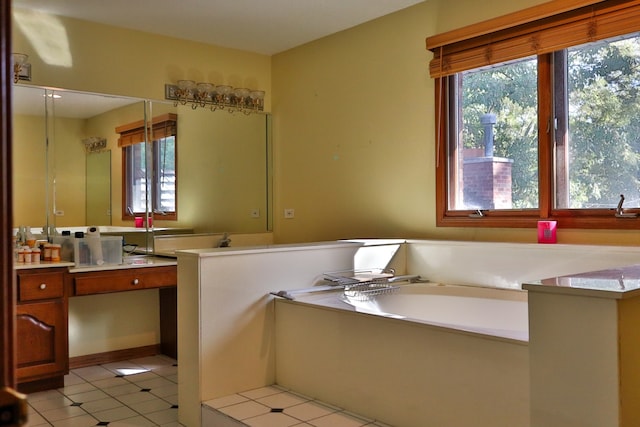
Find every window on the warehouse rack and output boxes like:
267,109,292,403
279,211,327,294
117,113,177,221
557,35,640,210
452,56,539,211
427,0,640,229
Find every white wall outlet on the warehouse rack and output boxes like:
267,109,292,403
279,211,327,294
284,208,295,219
250,208,260,218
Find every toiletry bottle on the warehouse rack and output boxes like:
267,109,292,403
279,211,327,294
25,227,36,248
50,244,61,262
23,247,32,264
17,246,25,263
32,246,41,263
17,225,25,245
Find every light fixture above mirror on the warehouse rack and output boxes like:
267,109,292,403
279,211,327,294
165,80,265,114
12,53,31,84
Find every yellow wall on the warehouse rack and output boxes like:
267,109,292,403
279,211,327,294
12,9,271,107
271,0,640,245
177,107,269,233
13,113,87,227
13,114,47,226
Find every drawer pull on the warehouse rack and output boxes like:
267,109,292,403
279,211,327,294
132,278,140,286
39,283,47,290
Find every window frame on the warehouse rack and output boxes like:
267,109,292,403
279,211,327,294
429,0,640,229
117,113,178,222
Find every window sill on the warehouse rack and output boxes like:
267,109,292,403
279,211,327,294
438,210,640,229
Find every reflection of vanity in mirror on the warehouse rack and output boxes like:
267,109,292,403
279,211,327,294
12,84,273,252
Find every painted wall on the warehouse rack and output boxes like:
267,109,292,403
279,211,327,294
12,9,271,108
13,114,47,226
271,0,640,245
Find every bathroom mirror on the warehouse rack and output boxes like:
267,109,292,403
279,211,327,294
13,85,144,233
86,150,111,226
12,84,273,239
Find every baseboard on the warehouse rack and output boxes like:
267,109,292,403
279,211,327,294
69,344,162,369
18,375,65,394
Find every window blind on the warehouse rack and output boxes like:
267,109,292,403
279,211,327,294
426,0,640,78
116,113,177,147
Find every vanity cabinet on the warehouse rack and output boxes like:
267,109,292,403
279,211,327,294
15,263,178,392
67,265,178,358
16,268,68,393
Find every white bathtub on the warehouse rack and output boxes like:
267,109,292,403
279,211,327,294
275,282,530,427
340,282,529,341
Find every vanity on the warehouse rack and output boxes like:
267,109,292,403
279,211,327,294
15,258,177,394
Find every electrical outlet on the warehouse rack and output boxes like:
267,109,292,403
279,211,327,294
250,208,260,218
284,208,295,219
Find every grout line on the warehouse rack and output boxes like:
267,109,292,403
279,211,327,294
26,356,180,427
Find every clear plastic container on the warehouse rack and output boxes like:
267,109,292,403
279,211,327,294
73,236,123,267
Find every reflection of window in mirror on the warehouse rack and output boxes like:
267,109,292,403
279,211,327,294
116,113,177,221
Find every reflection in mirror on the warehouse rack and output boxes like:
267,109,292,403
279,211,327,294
12,85,273,247
13,85,144,236
86,150,111,225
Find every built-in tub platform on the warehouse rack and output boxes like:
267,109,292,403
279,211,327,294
274,284,529,427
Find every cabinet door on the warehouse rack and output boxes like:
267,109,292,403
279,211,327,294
16,300,67,382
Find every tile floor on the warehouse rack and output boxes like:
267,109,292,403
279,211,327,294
203,385,393,427
24,355,391,427
24,355,180,427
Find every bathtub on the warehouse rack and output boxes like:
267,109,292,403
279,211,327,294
340,282,529,341
275,282,530,427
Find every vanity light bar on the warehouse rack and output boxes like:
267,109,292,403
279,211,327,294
164,81,265,114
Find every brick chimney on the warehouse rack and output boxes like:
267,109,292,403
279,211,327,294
462,113,513,209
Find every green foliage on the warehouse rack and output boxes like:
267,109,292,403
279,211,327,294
567,37,640,208
461,58,538,208
459,35,640,209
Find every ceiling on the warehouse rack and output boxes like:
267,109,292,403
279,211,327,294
13,86,141,118
12,0,425,55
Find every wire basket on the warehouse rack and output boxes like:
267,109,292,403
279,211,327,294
321,269,422,301
343,282,399,301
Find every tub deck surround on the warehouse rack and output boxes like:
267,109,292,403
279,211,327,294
405,239,640,289
176,241,365,427
153,232,274,257
524,265,640,427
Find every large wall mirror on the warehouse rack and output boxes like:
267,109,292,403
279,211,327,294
12,84,272,247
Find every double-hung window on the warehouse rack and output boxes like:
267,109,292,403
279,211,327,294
427,0,640,229
117,113,177,221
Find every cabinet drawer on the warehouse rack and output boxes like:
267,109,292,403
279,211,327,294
73,266,177,296
18,272,65,302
